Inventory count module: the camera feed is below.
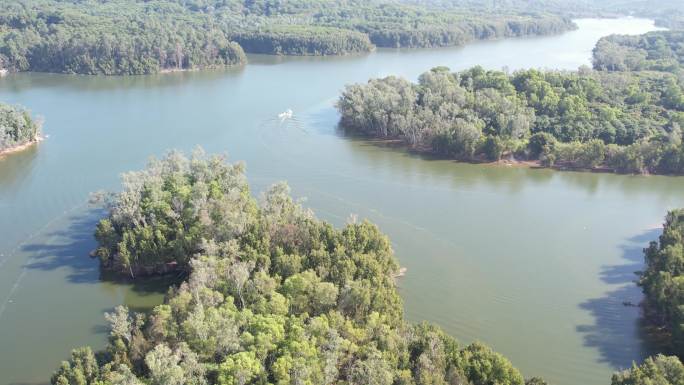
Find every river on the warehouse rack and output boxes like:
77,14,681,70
0,17,679,385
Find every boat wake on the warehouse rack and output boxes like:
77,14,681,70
278,108,293,121
260,110,307,135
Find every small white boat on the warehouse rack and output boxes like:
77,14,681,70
278,109,293,120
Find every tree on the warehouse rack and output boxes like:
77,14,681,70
0,103,41,153
484,136,505,161
639,210,684,357
611,355,684,385
51,347,99,385
217,351,264,385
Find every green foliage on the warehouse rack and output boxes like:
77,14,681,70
456,342,525,385
231,25,373,56
337,65,684,174
525,377,548,385
51,347,99,385
319,3,575,49
94,149,256,276
0,102,40,153
0,1,247,75
53,150,534,385
527,132,556,158
0,0,576,75
639,210,684,357
611,355,684,385
483,135,505,161
593,31,684,73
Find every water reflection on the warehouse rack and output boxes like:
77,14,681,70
0,145,39,194
0,66,246,93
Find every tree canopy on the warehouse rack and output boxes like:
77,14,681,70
55,150,535,385
639,210,684,358
593,31,684,73
0,102,40,153
611,355,684,385
0,0,576,75
337,65,684,174
0,0,247,75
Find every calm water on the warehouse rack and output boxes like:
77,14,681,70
0,18,677,385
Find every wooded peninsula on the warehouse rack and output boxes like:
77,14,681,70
337,30,684,175
0,102,40,155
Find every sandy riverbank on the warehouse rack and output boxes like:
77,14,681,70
0,135,44,158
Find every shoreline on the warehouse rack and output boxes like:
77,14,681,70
358,137,651,176
158,67,201,74
0,135,44,158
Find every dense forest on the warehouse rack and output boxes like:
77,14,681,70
593,31,684,73
337,53,684,174
0,102,40,154
0,0,576,75
0,1,247,75
57,150,536,385
639,210,684,359
4,0,684,75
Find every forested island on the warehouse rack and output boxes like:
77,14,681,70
50,150,684,385
56,150,537,385
0,102,40,155
0,0,578,75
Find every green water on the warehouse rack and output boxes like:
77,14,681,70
0,18,678,385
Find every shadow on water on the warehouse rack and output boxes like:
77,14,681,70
577,229,664,370
22,207,180,299
21,208,102,284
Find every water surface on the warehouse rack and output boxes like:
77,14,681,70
0,18,676,385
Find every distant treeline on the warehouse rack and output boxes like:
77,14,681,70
337,65,684,174
230,26,374,56
0,1,247,75
0,103,40,153
310,5,575,49
594,31,684,73
0,0,576,75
